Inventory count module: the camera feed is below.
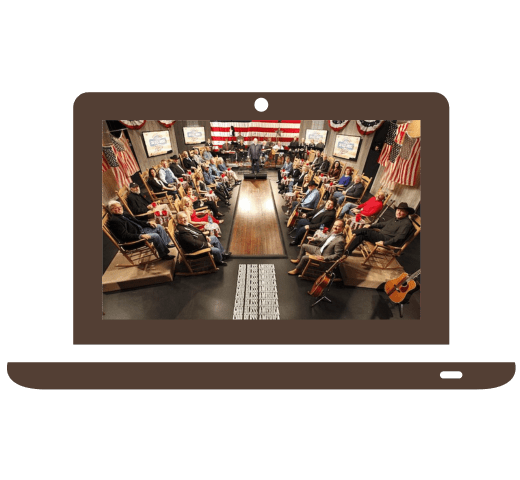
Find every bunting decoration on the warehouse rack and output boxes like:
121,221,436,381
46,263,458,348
328,120,349,132
119,120,146,130
356,120,384,135
158,120,175,128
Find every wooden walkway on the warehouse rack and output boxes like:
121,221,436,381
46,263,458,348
228,180,286,257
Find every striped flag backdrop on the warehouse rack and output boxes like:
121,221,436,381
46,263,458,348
377,122,410,167
210,120,301,150
380,137,421,188
101,135,140,188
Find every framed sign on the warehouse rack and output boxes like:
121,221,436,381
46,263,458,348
333,134,362,160
183,126,205,145
305,129,327,144
142,130,173,157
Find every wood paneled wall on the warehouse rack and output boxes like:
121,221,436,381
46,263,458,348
299,120,375,175
126,121,179,173
173,120,211,154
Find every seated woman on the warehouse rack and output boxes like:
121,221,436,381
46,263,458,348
216,157,240,186
185,186,223,218
192,148,204,166
328,160,342,180
180,196,223,236
147,168,179,200
278,160,301,194
336,166,354,189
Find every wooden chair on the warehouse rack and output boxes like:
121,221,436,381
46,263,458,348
116,185,152,220
342,192,393,225
102,205,160,268
336,174,372,216
299,228,350,282
166,218,218,276
139,171,176,212
360,214,421,269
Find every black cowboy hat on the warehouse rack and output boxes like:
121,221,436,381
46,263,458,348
170,155,179,160
395,202,415,215
307,180,318,187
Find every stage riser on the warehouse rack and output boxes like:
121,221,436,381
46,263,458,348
243,173,267,180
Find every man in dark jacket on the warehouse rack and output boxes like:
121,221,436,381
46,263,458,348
290,198,338,245
248,138,263,174
346,203,416,254
169,155,186,178
126,183,153,217
176,212,231,265
333,175,364,205
106,201,174,260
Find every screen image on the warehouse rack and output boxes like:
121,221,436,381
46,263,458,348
333,134,362,160
142,131,172,157
183,126,205,145
305,129,328,144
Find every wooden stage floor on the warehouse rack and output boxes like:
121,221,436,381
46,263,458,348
228,179,286,257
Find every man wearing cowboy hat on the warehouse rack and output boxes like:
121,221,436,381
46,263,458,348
286,180,320,215
345,202,416,254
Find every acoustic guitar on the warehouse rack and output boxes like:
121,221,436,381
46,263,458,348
287,202,300,227
384,269,421,304
308,255,348,298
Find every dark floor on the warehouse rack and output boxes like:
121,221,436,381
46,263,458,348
103,169,420,320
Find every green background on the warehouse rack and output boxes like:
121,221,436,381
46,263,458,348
0,2,520,479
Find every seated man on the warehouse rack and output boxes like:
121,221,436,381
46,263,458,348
290,198,337,245
346,203,415,255
333,175,364,205
339,192,385,219
285,180,320,216
159,159,179,186
176,212,231,266
169,155,186,178
203,146,214,162
310,151,323,172
126,182,154,217
287,180,320,215
277,157,293,183
288,219,346,275
202,165,231,204
106,201,174,260
317,154,330,174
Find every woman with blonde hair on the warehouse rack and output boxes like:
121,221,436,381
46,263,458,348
216,157,240,186
180,196,222,236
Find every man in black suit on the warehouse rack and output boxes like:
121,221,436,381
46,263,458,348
333,175,364,205
169,155,186,178
107,201,174,260
248,138,263,174
288,219,346,275
176,212,231,266
346,203,415,254
289,198,338,245
126,183,153,217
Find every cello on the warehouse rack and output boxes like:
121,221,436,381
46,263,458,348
308,255,348,298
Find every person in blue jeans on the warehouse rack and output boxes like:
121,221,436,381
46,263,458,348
176,212,231,266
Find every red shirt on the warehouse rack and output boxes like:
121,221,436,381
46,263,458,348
358,197,383,217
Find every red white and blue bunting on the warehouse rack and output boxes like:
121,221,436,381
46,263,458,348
119,120,146,130
328,120,349,132
158,120,176,128
356,120,384,135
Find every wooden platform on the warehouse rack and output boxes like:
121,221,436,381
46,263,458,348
339,252,405,289
102,251,175,292
228,180,285,256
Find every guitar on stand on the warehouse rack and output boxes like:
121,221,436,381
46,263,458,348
384,269,421,317
308,254,348,307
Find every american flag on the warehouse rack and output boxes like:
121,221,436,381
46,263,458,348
210,120,301,150
101,135,140,188
378,122,409,167
380,137,421,188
